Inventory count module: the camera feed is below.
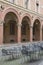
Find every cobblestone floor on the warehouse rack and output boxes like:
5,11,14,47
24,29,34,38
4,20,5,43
0,54,43,65
22,60,42,65
0,56,43,65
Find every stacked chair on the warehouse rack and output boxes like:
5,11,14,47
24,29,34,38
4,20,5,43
1,42,43,62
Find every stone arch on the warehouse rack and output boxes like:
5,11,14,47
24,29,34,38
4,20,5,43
1,7,20,22
33,19,41,41
20,13,32,24
21,14,31,42
32,17,41,26
2,7,20,43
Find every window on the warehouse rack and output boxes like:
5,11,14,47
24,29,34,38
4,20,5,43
25,0,29,9
22,25,26,35
10,21,15,35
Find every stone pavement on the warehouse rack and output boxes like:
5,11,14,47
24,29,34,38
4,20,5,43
22,60,43,65
0,56,43,65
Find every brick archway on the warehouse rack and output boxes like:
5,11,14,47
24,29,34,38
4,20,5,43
21,13,31,42
20,13,32,24
32,17,41,26
1,7,20,43
33,19,41,41
1,7,20,22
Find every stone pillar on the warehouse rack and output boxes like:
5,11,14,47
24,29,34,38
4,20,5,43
17,23,22,43
0,21,3,44
40,25,42,41
30,25,33,42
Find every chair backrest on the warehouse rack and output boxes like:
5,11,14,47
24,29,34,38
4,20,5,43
21,45,28,55
2,49,8,56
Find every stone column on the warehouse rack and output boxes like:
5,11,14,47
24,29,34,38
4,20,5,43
30,25,33,42
0,21,3,44
40,25,42,41
17,23,22,43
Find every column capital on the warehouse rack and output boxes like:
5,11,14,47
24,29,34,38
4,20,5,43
30,25,33,28
17,23,22,27
0,20,4,25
